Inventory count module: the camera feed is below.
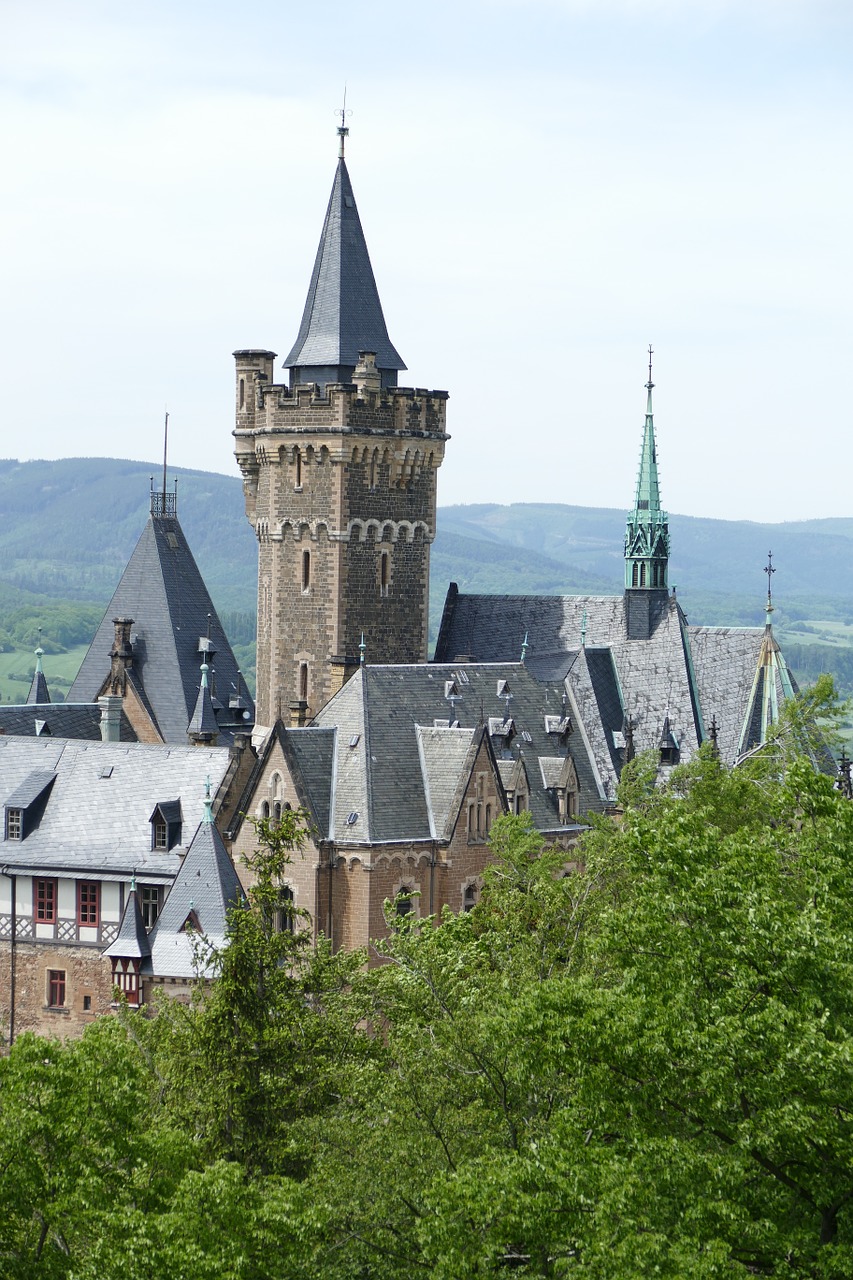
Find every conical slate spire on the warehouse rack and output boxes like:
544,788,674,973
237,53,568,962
104,880,151,962
26,643,50,705
188,661,219,743
624,347,670,594
284,156,406,390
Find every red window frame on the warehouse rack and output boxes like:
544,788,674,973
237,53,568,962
35,878,57,923
48,969,65,1007
77,881,100,927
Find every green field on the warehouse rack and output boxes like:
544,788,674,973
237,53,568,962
0,645,89,704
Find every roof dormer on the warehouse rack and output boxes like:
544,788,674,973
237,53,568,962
149,800,183,852
4,771,56,841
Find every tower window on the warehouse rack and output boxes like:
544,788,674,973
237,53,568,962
140,885,162,929
239,377,245,409
380,551,389,597
463,883,478,912
632,563,639,587
302,549,311,591
295,450,302,489
299,663,308,702
640,563,646,587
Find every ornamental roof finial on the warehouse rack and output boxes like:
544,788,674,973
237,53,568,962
336,86,352,160
359,632,366,666
764,551,776,625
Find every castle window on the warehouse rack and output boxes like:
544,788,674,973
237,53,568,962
369,450,377,489
273,801,282,826
380,551,389,597
485,803,492,834
299,663,309,702
302,549,311,591
295,450,302,489
275,886,295,935
395,887,414,918
6,808,22,841
78,881,100,928
463,883,478,912
632,563,639,587
640,563,646,587
260,800,270,820
153,821,167,849
47,969,66,1008
239,377,245,409
35,877,57,923
140,885,162,929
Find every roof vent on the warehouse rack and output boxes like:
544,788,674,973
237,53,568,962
99,766,114,779
345,812,359,826
349,734,360,749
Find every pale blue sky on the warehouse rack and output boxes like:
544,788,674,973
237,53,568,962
1,0,852,521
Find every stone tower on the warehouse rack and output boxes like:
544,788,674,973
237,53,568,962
234,129,448,730
624,348,670,640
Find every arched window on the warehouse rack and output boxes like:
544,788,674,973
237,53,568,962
295,450,302,488
302,549,311,591
395,886,413,918
273,801,282,826
369,450,377,489
299,663,308,702
261,800,270,819
380,551,389,597
463,883,477,912
485,803,492,834
275,885,295,934
639,562,646,587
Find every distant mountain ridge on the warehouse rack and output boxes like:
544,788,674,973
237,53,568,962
2,457,852,639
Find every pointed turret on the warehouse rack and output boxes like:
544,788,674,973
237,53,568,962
26,641,50,705
737,553,797,757
283,138,406,390
104,878,152,1007
188,660,219,744
624,347,671,640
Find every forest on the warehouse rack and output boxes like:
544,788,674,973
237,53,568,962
2,685,853,1278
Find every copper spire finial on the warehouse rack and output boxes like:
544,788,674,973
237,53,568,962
764,551,776,620
646,344,654,391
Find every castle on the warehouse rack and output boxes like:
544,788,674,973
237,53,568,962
0,123,808,1038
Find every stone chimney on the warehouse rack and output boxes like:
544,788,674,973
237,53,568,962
109,618,134,695
98,695,123,743
353,351,381,397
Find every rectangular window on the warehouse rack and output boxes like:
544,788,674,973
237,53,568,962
153,821,168,850
140,885,161,929
78,881,100,927
35,878,57,923
48,969,65,1007
6,808,22,841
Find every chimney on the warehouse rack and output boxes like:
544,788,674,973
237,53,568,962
353,351,381,398
109,617,134,694
98,695,123,743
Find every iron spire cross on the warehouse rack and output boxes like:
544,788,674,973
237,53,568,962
764,550,776,608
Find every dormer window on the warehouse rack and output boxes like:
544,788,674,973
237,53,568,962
4,771,56,843
149,801,182,852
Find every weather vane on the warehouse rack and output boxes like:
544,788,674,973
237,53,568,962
336,86,352,159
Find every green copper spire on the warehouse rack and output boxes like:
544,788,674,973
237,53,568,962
624,346,670,593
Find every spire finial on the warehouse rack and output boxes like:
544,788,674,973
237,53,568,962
200,659,209,688
520,631,529,663
203,775,213,824
580,610,587,648
359,632,366,666
764,551,776,623
34,627,43,669
162,409,169,505
646,344,654,390
336,87,352,160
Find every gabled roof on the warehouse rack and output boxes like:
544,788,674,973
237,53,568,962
146,813,243,979
313,662,605,838
434,587,779,780
229,722,337,842
0,737,231,877
283,158,406,381
104,886,151,961
67,513,254,744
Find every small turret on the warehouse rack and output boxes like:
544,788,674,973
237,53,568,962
26,636,50,705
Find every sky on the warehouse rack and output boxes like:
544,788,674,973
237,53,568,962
1,0,852,523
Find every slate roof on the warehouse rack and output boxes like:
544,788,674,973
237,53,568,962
283,158,406,382
68,513,254,745
0,737,232,879
435,588,774,784
26,665,50,705
146,815,243,979
311,662,606,841
0,702,135,741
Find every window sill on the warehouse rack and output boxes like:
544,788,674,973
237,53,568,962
44,1005,70,1015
